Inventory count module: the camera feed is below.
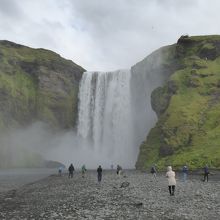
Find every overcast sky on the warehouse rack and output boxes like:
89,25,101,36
0,0,219,71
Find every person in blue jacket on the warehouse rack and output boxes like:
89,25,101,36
182,165,188,182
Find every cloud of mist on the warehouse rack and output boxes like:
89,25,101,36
0,122,50,167
0,0,220,71
0,122,128,169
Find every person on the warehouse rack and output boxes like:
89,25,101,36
81,164,86,178
58,166,63,176
182,165,188,182
97,165,102,183
68,163,74,178
166,166,176,196
150,165,157,180
116,165,122,176
111,164,114,170
203,164,209,182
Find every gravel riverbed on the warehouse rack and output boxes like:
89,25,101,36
0,170,219,219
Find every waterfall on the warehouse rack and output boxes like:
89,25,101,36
76,50,169,169
77,70,136,168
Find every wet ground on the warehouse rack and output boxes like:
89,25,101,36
0,170,219,219
0,168,57,193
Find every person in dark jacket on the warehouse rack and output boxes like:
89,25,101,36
203,165,209,182
150,165,157,180
97,165,102,183
68,164,74,178
116,165,122,176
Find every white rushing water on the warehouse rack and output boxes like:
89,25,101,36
77,70,136,168
76,50,168,169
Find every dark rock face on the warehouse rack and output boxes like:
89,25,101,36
151,87,171,117
44,160,65,168
151,80,178,117
199,46,217,60
159,145,174,156
0,40,85,130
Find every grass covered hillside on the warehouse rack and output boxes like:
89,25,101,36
0,40,85,130
136,35,220,170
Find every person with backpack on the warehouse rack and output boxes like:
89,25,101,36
68,163,74,178
97,165,102,183
81,164,86,178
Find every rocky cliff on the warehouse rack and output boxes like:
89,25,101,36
0,40,85,168
0,40,85,130
130,44,178,152
136,35,220,170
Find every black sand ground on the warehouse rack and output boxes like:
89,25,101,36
0,170,219,220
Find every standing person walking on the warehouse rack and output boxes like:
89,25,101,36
58,166,63,176
203,164,209,182
182,165,188,182
116,165,122,176
68,163,74,178
166,166,176,196
81,164,86,178
97,165,102,183
150,165,157,180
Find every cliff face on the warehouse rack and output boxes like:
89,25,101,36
130,45,179,156
0,40,85,130
136,35,220,170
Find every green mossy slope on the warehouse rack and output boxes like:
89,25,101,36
136,35,220,170
0,40,85,130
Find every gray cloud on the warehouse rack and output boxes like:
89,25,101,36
0,0,220,70
0,0,23,17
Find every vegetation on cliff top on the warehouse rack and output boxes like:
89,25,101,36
136,35,220,170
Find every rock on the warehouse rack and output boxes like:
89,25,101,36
40,213,45,217
133,202,143,208
51,212,59,217
120,182,130,188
